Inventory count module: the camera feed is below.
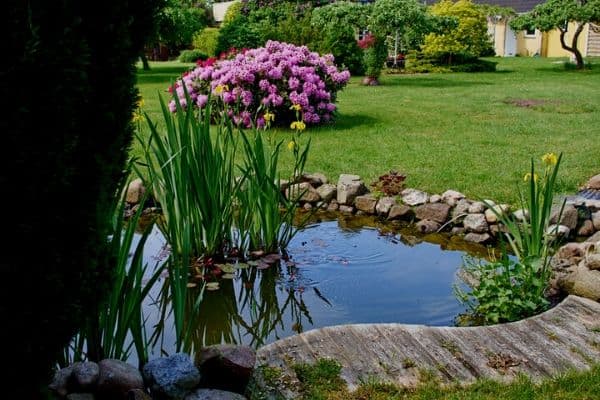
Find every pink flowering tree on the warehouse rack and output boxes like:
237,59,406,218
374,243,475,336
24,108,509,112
169,40,350,128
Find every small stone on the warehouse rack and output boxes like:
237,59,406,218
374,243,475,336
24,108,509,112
414,203,451,224
339,205,354,213
558,262,600,301
376,196,397,216
416,219,440,234
97,359,144,400
463,214,488,233
302,172,328,186
73,362,99,391
452,199,471,221
513,209,529,222
550,204,578,230
126,178,146,204
468,201,486,214
585,174,600,190
49,365,74,397
337,174,367,205
143,353,201,400
303,203,313,211
464,233,492,244
401,188,429,206
286,182,321,203
441,190,465,207
184,388,246,400
489,224,509,236
278,179,290,192
316,184,336,203
547,224,570,239
586,254,600,271
592,211,600,230
197,345,256,394
354,195,378,214
355,210,366,216
578,220,595,237
387,205,413,220
327,202,339,211
451,227,465,235
429,194,442,203
485,204,510,224
587,231,600,243
127,389,152,400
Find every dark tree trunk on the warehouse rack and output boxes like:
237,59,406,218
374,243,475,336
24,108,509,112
559,22,585,69
141,53,151,70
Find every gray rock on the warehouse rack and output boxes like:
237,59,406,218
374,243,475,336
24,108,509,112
441,190,465,207
429,194,442,203
127,389,153,400
415,219,440,234
73,362,99,391
587,231,600,242
586,254,600,271
485,204,510,224
143,353,200,400
550,204,578,230
414,203,451,224
184,389,246,400
401,189,429,206
316,184,336,203
126,178,146,204
513,209,529,222
286,182,321,203
547,224,570,239
303,203,313,211
67,394,95,400
585,174,600,190
452,199,471,221
197,345,256,394
463,214,488,233
277,179,290,192
302,173,328,186
339,205,354,213
354,195,378,214
387,205,413,220
464,233,492,244
593,211,600,230
376,196,397,216
489,224,509,237
49,365,74,397
97,359,144,400
451,227,465,235
558,262,600,301
327,202,339,211
337,174,367,205
468,201,486,214
578,219,595,236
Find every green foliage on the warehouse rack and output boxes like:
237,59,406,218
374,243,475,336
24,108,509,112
193,27,220,57
457,153,564,324
405,50,497,72
215,13,262,54
61,177,166,367
456,254,551,324
156,0,208,50
294,359,346,398
510,0,600,69
2,0,161,395
422,0,493,58
178,49,208,62
363,35,390,79
223,0,243,25
370,0,430,38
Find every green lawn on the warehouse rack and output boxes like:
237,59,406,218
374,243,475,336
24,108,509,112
135,57,600,204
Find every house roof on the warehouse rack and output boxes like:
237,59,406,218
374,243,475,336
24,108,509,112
471,0,544,13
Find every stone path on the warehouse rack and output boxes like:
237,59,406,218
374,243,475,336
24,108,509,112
256,296,600,395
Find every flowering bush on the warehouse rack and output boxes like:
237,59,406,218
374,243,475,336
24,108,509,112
169,40,351,128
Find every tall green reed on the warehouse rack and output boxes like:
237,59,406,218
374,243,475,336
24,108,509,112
60,175,165,367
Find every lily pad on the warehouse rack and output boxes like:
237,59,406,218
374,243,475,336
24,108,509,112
186,282,197,288
220,264,236,274
262,253,281,264
221,273,235,280
235,262,249,269
205,282,220,291
247,260,259,267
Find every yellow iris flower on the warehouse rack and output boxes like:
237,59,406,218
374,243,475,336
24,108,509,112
287,140,296,151
541,153,558,166
290,121,306,131
523,172,539,182
215,84,229,94
264,112,275,123
290,104,302,111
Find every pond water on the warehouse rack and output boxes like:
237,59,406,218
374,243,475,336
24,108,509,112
138,214,493,356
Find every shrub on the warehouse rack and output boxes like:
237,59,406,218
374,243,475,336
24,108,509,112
169,40,350,127
359,33,388,80
178,49,208,63
192,27,220,57
215,13,262,56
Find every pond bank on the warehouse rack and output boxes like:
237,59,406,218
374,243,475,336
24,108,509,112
253,295,600,398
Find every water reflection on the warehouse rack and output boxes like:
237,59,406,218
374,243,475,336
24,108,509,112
141,215,492,356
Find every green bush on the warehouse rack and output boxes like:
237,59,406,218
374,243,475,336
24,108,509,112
215,14,262,55
178,49,208,63
193,27,220,57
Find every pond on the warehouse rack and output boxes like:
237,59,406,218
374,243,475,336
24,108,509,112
138,214,494,357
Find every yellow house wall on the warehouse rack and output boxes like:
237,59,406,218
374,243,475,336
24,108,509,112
494,20,507,56
543,22,590,57
516,30,543,56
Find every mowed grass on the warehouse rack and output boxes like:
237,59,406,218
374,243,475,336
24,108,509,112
135,57,600,204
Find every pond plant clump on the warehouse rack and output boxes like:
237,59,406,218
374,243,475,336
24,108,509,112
169,40,350,128
456,153,566,324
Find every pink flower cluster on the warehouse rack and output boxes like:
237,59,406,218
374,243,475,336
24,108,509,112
169,41,351,128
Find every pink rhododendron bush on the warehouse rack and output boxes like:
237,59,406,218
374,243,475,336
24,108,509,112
169,40,351,128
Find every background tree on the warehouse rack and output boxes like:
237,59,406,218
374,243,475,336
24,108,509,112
421,0,494,63
1,1,160,397
154,0,208,56
370,0,431,67
510,0,600,69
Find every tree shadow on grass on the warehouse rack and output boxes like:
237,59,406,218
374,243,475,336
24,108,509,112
332,113,379,130
137,74,182,85
381,76,496,88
